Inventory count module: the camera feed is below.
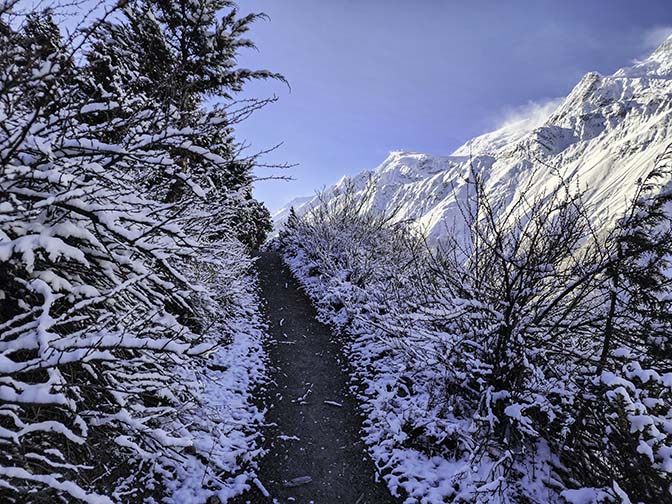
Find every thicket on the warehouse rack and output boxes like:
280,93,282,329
0,0,277,501
280,152,672,502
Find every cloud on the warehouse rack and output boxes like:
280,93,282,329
640,26,672,51
492,98,564,131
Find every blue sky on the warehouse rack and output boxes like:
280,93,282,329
234,1,672,212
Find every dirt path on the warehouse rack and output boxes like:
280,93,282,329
234,251,395,504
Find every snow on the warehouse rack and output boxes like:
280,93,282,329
272,37,672,504
561,488,611,504
0,7,274,499
161,297,269,504
0,467,113,504
274,38,672,245
323,400,343,407
281,247,558,503
271,196,314,233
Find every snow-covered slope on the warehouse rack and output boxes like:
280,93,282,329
271,196,313,230
275,36,672,241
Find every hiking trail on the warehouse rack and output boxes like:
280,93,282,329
234,251,395,504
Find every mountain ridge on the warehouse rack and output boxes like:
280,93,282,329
273,37,672,240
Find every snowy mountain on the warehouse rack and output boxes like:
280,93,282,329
275,35,672,240
271,195,313,227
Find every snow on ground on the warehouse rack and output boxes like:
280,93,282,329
160,282,269,504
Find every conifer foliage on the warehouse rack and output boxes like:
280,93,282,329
0,1,276,501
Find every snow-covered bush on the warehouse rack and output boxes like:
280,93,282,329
566,150,672,501
0,3,274,501
279,157,672,503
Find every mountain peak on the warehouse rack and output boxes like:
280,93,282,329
649,34,672,62
273,35,672,242
614,34,672,79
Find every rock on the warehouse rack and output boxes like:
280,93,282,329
282,475,313,487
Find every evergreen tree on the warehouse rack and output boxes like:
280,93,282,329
84,0,281,247
279,206,299,246
0,1,280,500
569,145,672,500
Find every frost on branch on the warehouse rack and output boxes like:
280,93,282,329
0,3,274,501
278,152,672,502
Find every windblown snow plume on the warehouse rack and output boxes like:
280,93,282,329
275,36,672,244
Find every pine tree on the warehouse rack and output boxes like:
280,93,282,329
279,206,299,245
570,146,672,500
84,0,281,247
0,2,279,500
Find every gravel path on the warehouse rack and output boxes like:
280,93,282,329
234,251,395,504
